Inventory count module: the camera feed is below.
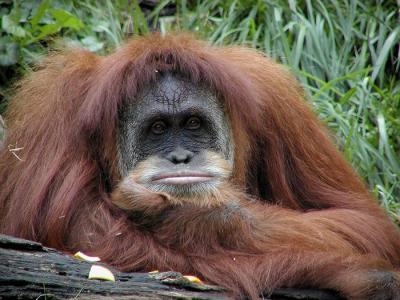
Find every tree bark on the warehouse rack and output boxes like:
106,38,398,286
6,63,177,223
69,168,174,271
0,234,341,300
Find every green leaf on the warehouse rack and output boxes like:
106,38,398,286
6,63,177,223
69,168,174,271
25,9,85,43
0,37,18,66
50,9,84,30
339,87,357,105
81,36,104,52
377,113,400,173
34,23,61,41
131,0,149,34
30,0,51,29
371,27,400,83
2,14,26,38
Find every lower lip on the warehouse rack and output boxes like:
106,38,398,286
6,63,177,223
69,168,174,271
152,174,213,185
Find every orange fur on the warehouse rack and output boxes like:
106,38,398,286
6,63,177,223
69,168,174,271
0,33,399,299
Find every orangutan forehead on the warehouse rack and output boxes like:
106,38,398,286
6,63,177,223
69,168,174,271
150,73,192,106
134,73,221,113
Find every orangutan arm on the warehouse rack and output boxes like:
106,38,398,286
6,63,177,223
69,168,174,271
110,180,400,299
182,202,400,299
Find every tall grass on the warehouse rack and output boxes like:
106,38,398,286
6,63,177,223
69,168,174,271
1,0,399,217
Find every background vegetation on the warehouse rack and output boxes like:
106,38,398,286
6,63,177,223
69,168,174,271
0,0,399,219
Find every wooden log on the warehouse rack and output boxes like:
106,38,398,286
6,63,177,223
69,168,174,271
0,234,342,299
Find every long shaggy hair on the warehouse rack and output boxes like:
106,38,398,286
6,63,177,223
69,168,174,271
1,33,399,299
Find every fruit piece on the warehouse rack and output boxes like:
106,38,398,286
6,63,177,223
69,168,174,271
74,251,101,262
88,265,115,282
183,275,203,284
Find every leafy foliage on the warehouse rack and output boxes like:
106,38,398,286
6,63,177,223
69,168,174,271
0,0,399,217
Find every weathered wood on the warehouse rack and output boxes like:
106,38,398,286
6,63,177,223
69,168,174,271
0,234,342,299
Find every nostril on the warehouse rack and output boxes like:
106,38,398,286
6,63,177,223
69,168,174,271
167,148,194,164
183,152,194,164
172,156,180,164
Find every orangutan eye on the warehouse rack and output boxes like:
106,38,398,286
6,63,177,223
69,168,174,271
151,121,167,135
185,117,201,130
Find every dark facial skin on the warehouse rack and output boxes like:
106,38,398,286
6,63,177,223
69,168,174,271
118,73,233,196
